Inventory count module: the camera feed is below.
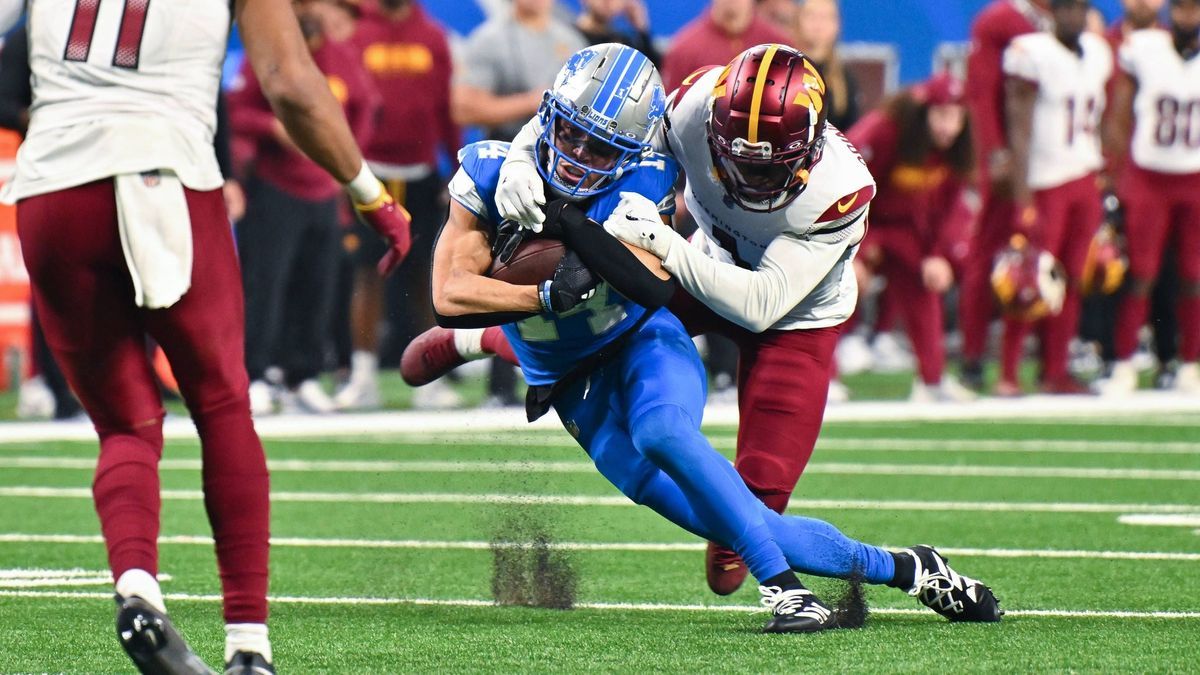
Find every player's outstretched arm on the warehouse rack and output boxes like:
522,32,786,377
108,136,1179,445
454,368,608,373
236,0,410,274
605,192,865,333
1004,76,1039,228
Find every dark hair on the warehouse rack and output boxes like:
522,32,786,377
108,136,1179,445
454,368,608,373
883,91,975,180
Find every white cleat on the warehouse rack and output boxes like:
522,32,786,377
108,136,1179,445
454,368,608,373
248,380,276,417
1093,360,1138,397
16,375,56,420
1173,363,1200,395
911,375,977,403
836,333,875,376
871,332,915,373
411,378,464,411
826,379,850,404
334,377,381,410
294,379,336,414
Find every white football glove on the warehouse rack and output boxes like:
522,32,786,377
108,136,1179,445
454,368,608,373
602,191,677,260
496,159,546,233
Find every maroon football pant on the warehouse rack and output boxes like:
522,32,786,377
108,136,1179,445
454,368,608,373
671,292,840,513
17,179,270,623
959,192,1015,365
1115,166,1200,363
999,174,1102,383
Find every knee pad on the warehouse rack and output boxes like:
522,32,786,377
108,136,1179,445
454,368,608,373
629,404,701,468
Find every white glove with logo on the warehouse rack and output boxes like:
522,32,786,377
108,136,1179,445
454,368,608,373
496,159,546,233
602,191,677,260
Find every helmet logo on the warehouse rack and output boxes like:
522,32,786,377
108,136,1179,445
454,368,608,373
792,61,827,115
712,65,732,99
558,48,597,88
647,85,666,122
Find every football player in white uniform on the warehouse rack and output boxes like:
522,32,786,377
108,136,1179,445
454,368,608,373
0,0,411,672
490,44,994,606
1101,0,1200,395
1001,0,1112,395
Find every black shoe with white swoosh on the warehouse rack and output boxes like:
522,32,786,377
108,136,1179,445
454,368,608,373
115,594,216,675
903,545,1003,622
759,584,838,633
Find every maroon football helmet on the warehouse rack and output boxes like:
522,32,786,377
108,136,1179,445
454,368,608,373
991,234,1067,321
706,44,829,212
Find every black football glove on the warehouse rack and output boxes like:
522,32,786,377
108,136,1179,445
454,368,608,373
540,199,592,239
538,250,598,313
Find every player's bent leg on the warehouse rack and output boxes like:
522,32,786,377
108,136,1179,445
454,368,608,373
400,326,517,386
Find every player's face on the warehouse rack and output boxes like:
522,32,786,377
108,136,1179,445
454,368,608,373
1171,0,1200,33
927,103,966,150
1053,1,1091,40
552,118,622,188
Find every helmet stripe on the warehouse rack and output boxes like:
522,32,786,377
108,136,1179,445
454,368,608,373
601,50,649,119
747,43,781,144
590,47,636,117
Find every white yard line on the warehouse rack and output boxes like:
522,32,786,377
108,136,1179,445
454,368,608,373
1,392,1196,444
2,589,1198,620
3,533,1198,561
1118,514,1200,528
5,457,1200,481
3,486,1199,514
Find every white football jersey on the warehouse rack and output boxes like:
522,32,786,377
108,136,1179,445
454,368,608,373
662,66,875,330
3,0,229,202
1119,29,1200,175
1003,32,1112,190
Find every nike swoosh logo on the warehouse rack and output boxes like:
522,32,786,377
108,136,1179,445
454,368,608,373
837,194,858,214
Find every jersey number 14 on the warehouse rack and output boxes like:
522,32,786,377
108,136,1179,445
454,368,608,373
64,0,150,69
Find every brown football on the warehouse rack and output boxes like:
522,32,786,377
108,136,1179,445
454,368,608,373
488,238,567,286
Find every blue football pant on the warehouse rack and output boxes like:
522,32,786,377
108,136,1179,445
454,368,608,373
554,313,895,584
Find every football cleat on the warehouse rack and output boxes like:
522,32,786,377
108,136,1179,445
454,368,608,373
705,542,749,596
902,545,1002,622
400,326,515,387
115,595,216,675
224,651,275,675
760,584,838,633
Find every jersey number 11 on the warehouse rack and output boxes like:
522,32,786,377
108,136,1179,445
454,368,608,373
64,0,150,69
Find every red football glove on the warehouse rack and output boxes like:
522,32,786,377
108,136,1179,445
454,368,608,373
354,188,412,276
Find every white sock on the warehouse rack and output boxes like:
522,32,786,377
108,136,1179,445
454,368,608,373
452,328,486,360
115,569,166,614
350,350,378,380
225,623,272,664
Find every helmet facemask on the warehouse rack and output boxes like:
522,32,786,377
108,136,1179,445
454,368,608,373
535,94,650,201
708,132,825,212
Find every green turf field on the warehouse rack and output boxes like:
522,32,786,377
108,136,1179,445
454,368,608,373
2,416,1199,672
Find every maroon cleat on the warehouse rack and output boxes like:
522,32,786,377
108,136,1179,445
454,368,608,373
705,541,748,596
400,326,516,386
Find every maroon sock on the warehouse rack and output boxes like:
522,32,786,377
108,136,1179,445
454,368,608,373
94,424,164,580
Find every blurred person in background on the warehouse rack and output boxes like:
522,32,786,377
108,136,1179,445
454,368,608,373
1098,0,1200,395
453,0,584,406
339,0,460,410
849,73,978,403
959,0,1052,391
230,0,380,415
1000,0,1110,395
575,0,660,65
794,0,861,130
661,0,789,92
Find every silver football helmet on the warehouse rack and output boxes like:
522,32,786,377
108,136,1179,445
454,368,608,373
535,43,667,200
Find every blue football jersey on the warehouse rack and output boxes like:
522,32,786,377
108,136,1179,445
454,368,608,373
452,141,679,386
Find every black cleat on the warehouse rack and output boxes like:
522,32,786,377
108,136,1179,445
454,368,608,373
902,545,1003,622
115,595,216,674
960,361,985,392
225,651,276,675
759,584,838,633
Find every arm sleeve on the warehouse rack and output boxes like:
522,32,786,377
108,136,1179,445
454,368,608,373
548,203,677,308
213,92,234,179
661,206,868,333
0,26,30,134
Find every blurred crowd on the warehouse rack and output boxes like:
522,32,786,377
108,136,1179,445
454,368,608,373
3,0,1197,418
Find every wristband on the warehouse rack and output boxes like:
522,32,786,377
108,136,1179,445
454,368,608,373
346,162,383,205
538,281,554,313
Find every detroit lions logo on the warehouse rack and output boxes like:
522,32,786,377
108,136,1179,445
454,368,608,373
558,48,598,88
647,85,666,122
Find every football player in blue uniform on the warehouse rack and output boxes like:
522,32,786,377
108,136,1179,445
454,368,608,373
425,44,1000,632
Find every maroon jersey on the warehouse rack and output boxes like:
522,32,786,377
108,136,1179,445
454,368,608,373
660,11,790,93
966,0,1049,175
229,40,380,201
848,109,971,262
351,3,458,168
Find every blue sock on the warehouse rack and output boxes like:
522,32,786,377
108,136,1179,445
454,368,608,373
629,404,792,582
